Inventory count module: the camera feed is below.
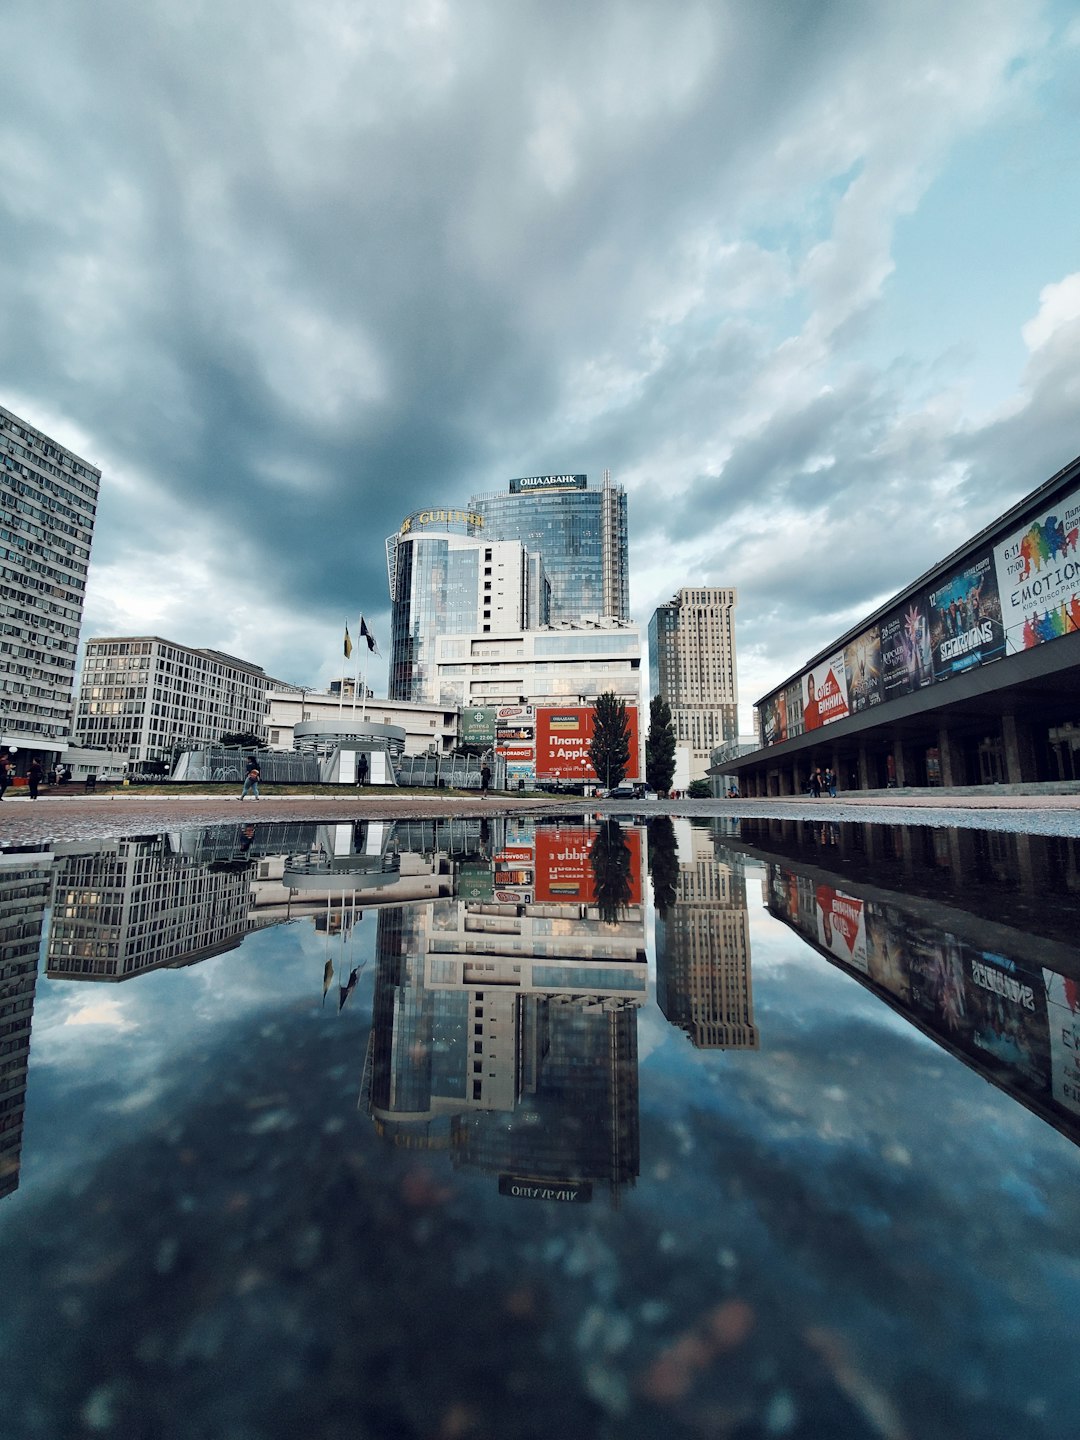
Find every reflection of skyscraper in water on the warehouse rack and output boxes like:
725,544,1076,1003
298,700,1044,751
0,853,52,1199
655,822,758,1049
46,840,252,981
365,825,646,1197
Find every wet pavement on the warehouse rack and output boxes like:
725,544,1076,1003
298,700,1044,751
3,787,1080,844
1,812,1078,1438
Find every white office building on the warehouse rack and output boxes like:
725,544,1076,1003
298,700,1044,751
0,404,101,765
432,618,642,710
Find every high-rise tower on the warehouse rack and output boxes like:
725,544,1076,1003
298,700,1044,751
1,404,100,766
469,473,628,624
649,587,738,784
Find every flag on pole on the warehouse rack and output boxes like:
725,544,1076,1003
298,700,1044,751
343,622,353,659
360,615,379,654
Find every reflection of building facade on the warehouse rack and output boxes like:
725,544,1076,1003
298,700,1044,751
470,473,629,624
730,452,1080,794
649,587,739,785
365,822,646,1197
725,820,1080,1147
0,404,101,766
47,840,252,980
655,822,758,1049
0,853,52,1198
75,636,295,768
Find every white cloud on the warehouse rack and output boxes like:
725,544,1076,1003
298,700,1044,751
1021,272,1080,351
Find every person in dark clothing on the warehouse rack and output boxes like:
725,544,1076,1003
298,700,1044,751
810,768,822,798
241,759,261,800
0,755,9,800
28,759,42,800
356,753,369,787
480,762,491,794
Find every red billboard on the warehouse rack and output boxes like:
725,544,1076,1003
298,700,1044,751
534,826,643,904
534,705,640,781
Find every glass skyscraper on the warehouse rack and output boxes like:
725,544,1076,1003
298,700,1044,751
386,514,545,702
469,473,628,624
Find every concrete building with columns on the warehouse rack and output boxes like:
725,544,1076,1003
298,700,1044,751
722,451,1080,796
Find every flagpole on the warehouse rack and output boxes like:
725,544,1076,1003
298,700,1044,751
353,614,361,713
340,618,349,716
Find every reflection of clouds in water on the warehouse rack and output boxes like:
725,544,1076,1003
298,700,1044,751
61,997,136,1032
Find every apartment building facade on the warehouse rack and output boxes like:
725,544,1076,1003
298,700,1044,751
75,636,293,768
0,404,100,764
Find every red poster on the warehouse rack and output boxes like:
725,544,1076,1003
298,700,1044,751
534,826,643,904
534,706,640,781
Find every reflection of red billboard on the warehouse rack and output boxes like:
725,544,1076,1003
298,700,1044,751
534,705,640,780
534,827,643,903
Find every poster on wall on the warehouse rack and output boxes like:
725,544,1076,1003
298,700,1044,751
880,596,935,698
843,625,883,712
965,948,1050,1091
1044,968,1080,1118
994,487,1080,654
814,885,868,972
761,690,788,746
534,706,640,781
864,903,910,1002
927,549,1005,682
801,653,849,731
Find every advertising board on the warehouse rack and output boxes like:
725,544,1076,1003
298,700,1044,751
508,474,587,493
461,706,497,744
880,596,935,699
926,548,1005,682
534,705,640,781
1044,969,1080,1117
843,626,883,713
994,485,1080,653
814,885,868,972
761,690,788,747
533,826,643,904
801,653,849,731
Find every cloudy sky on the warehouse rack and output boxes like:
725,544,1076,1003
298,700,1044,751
4,0,1080,725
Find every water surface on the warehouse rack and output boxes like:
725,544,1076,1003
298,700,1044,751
1,815,1077,1439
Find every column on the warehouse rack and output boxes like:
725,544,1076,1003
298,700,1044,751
938,726,964,787
857,744,871,790
1002,713,1039,784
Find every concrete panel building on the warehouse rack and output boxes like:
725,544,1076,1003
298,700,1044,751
0,404,101,767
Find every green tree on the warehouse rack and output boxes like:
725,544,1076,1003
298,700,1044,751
687,779,711,798
646,816,679,917
589,819,633,923
220,731,262,750
645,695,676,795
589,691,631,792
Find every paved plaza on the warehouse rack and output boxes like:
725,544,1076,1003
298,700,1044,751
3,785,1080,842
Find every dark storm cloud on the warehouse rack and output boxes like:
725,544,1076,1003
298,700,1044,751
0,0,1058,691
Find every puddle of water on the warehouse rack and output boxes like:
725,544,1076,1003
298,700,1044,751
1,815,1077,1438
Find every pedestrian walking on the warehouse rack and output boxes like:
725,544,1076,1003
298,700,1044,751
810,768,822,798
356,753,369,787
0,755,9,800
240,758,261,800
28,758,42,800
480,761,491,795
824,767,836,797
